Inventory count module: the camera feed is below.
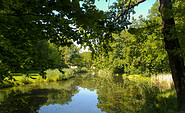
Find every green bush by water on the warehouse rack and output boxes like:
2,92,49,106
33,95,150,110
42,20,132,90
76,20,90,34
45,68,76,81
125,75,179,113
81,67,88,72
19,74,32,84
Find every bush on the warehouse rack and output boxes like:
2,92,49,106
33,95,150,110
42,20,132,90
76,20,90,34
45,68,75,81
98,69,113,76
45,69,65,81
81,67,88,72
20,74,31,84
36,75,45,82
62,68,75,79
72,68,81,73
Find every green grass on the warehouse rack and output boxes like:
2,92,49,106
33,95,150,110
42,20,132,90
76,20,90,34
0,69,78,88
126,74,151,82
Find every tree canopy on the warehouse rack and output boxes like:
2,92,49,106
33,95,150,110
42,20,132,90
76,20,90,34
0,0,185,110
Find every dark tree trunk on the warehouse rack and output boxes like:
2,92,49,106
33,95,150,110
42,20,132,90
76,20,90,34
159,0,185,111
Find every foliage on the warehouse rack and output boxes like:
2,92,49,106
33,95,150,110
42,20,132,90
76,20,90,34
173,0,185,60
0,73,180,113
45,68,76,81
32,40,64,71
62,68,76,79
0,0,116,81
67,45,82,66
81,67,89,72
78,52,93,68
0,81,78,113
19,74,32,84
93,2,170,76
97,69,113,77
0,62,10,83
0,0,184,110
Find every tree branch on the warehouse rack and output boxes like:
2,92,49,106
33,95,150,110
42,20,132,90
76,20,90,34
113,0,146,22
0,13,52,17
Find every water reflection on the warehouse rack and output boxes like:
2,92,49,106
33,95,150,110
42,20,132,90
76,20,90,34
0,80,78,113
0,74,147,113
38,87,104,113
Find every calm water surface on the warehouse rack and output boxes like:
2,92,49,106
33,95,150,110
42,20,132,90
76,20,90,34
0,74,145,113
38,87,104,113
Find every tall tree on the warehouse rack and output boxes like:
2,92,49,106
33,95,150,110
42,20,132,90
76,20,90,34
159,0,185,110
111,0,184,110
0,0,112,78
0,0,184,110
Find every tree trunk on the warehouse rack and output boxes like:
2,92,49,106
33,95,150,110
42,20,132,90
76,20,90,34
159,0,185,111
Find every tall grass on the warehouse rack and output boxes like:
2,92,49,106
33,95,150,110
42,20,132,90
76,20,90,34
125,74,178,112
151,74,174,91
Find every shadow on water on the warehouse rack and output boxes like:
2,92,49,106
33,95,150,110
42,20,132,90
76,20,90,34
140,87,178,113
0,79,78,113
0,74,179,113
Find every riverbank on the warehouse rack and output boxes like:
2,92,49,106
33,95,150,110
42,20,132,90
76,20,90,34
0,68,90,89
124,74,179,112
0,72,180,112
95,73,178,112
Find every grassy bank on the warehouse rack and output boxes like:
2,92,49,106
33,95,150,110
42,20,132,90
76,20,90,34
0,68,89,88
96,72,178,112
123,74,179,112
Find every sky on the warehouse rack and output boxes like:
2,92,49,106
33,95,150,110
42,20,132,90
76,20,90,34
94,0,156,19
80,0,157,52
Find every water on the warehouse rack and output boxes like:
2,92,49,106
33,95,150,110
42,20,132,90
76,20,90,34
38,87,104,113
0,74,146,113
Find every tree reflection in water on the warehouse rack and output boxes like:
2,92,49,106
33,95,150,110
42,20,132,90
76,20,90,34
0,80,78,113
78,75,146,113
0,74,157,113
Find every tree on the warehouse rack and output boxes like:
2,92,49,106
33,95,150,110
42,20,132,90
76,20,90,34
0,0,111,78
0,0,184,110
32,40,64,71
93,3,171,75
67,44,82,67
159,0,185,110
110,0,184,110
126,2,170,75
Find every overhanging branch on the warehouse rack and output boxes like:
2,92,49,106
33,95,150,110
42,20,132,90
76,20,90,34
113,0,146,22
0,13,52,17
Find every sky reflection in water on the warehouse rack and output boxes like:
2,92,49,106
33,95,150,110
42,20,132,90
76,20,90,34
0,75,145,113
38,87,105,113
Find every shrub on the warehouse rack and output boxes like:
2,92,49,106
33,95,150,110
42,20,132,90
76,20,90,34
36,75,45,82
57,74,65,81
72,68,81,73
62,68,75,79
45,68,75,81
81,67,88,72
45,69,64,81
98,69,113,76
20,74,31,84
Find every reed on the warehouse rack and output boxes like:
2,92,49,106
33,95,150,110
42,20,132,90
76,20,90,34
151,74,174,91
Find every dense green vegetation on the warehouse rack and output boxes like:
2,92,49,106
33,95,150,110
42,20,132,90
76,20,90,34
0,68,90,88
94,1,185,77
0,0,184,111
